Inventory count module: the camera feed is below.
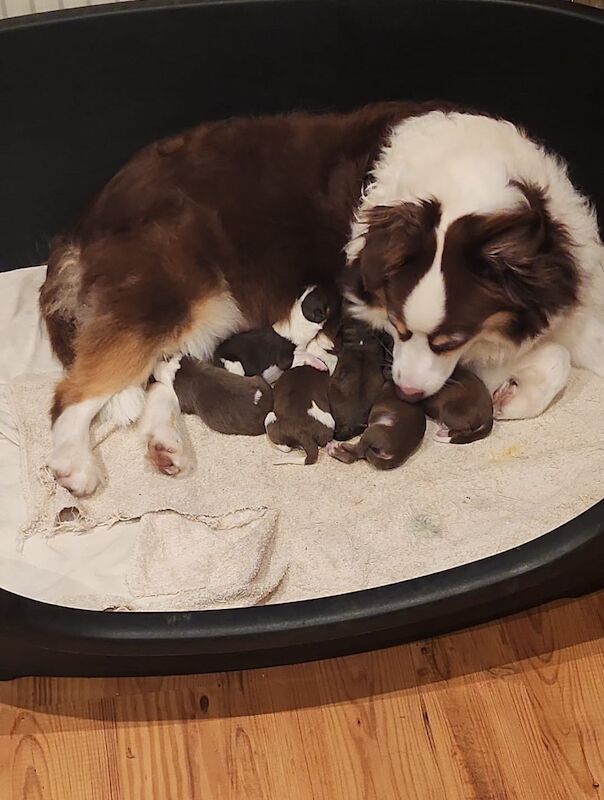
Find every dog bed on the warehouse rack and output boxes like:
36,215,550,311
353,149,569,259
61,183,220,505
0,0,603,678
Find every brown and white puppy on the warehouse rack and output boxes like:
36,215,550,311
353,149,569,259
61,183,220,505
214,285,334,384
327,382,425,470
174,357,273,436
328,318,385,441
39,103,603,495
422,366,493,444
265,362,334,465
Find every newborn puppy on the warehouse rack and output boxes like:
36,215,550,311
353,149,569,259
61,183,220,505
328,318,385,441
215,284,333,384
214,328,295,384
327,382,425,470
265,362,334,465
422,366,493,444
174,357,273,436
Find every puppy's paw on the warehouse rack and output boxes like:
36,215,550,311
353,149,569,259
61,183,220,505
435,422,492,444
326,440,358,464
325,440,340,457
293,351,329,371
434,426,452,443
49,448,101,497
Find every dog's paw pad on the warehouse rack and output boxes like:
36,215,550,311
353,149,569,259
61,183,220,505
493,378,519,418
147,433,192,477
434,426,452,443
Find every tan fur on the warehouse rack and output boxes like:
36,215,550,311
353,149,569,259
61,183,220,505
51,290,241,422
51,326,158,421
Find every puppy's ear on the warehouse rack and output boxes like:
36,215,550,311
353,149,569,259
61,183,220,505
357,200,440,293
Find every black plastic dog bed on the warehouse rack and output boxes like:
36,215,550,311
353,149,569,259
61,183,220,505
0,0,603,679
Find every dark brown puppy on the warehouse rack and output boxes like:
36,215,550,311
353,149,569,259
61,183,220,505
422,366,493,444
265,365,334,465
174,357,273,436
328,318,385,441
327,382,425,470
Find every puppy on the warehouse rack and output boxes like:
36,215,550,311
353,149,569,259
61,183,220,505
215,285,333,384
174,357,273,436
214,328,295,384
422,366,493,444
328,319,385,441
327,382,425,470
265,361,334,465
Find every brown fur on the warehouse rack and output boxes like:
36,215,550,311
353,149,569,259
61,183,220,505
174,358,273,436
330,382,426,470
344,181,579,354
422,366,493,444
40,101,456,419
328,319,385,441
266,366,333,465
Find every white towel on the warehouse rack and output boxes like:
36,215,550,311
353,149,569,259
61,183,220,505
8,374,277,540
61,507,286,611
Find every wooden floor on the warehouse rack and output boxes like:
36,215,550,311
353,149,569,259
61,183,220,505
0,590,602,799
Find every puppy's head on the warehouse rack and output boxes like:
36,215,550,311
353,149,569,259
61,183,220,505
346,182,579,399
300,285,332,324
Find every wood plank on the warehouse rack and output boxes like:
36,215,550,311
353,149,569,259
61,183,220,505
1,591,603,800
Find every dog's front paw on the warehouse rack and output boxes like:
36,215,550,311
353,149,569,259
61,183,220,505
492,343,570,420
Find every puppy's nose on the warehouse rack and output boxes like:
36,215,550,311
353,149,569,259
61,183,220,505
396,385,425,402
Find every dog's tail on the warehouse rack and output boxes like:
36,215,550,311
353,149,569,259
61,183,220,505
39,237,83,367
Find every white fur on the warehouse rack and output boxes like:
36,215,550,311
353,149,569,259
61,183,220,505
48,396,107,496
345,110,604,416
372,413,395,427
489,342,571,419
344,288,389,330
304,338,339,375
262,365,283,384
291,350,329,372
264,411,277,428
253,389,263,405
139,357,192,477
391,333,459,398
221,358,245,377
403,232,446,334
307,401,335,429
99,385,146,427
273,285,325,348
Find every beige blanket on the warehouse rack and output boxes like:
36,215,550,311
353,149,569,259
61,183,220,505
1,265,603,610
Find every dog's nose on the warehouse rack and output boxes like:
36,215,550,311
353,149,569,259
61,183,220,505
396,385,425,402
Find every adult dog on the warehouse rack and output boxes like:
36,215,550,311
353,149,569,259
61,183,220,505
40,102,604,495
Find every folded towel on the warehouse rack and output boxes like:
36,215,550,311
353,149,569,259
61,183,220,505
9,374,276,539
60,507,286,611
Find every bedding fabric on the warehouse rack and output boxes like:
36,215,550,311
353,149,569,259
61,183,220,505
0,265,603,610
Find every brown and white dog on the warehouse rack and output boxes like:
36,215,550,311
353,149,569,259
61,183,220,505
344,111,604,418
40,102,604,495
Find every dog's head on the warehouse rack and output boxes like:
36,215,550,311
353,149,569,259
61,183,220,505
346,181,579,399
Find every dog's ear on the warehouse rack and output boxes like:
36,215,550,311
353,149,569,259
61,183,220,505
480,207,544,271
358,200,440,293
476,182,578,315
358,225,394,292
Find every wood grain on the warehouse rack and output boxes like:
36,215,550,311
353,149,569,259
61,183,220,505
1,591,603,799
